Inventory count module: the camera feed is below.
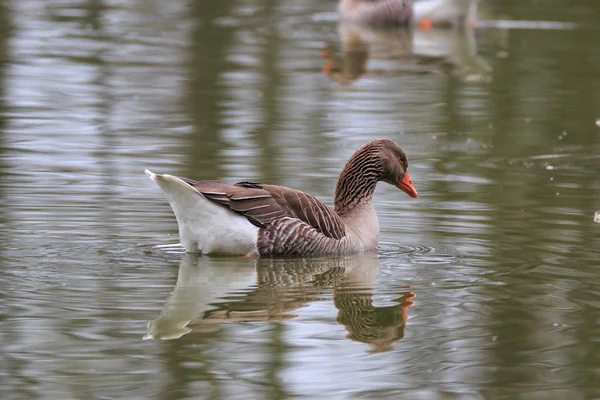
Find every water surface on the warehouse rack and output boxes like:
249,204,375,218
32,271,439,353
1,0,600,399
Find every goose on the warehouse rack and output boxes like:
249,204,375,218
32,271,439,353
338,0,478,29
146,138,417,257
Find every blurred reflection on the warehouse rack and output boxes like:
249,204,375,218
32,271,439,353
0,0,11,378
322,23,490,86
251,0,283,183
322,24,412,85
83,0,122,241
145,254,257,340
147,254,414,352
184,0,235,179
0,0,9,62
335,286,414,353
0,0,11,186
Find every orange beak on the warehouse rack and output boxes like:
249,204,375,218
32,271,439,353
419,18,433,31
397,171,418,198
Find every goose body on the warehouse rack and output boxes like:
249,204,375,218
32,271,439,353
147,139,417,257
414,0,477,27
338,0,477,28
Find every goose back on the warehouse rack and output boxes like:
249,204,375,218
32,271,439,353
339,0,413,25
148,139,416,257
190,180,347,241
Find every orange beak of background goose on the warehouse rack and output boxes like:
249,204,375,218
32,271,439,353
397,171,418,198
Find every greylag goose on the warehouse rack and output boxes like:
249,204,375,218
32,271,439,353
338,0,478,29
146,139,417,257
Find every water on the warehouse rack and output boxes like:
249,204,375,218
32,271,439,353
1,0,600,399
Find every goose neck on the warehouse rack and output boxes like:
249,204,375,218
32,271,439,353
334,155,381,214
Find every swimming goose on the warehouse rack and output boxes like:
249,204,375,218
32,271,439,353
338,0,478,29
146,138,417,257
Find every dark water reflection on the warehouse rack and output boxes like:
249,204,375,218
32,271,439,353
1,0,600,399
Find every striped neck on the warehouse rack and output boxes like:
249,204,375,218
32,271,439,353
334,146,384,214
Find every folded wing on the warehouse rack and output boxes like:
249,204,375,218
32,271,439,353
190,180,346,240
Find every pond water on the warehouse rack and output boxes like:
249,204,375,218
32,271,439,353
1,0,600,399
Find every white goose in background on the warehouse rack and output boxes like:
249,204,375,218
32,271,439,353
338,0,478,29
146,139,418,257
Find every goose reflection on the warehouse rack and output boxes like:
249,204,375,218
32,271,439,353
322,22,490,86
146,253,414,352
335,284,414,353
144,255,257,340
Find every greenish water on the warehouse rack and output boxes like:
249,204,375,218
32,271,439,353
1,0,600,399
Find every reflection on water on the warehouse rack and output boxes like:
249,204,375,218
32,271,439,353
2,0,600,398
146,255,259,340
148,254,414,353
335,286,414,353
322,23,491,86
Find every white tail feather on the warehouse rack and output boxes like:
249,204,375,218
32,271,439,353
414,0,475,25
145,170,259,255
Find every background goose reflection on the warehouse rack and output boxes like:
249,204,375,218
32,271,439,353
322,23,490,86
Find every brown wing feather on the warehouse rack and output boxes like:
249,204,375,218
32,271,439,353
191,180,346,240
187,180,230,207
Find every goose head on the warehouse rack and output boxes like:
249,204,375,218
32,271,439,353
334,139,418,214
376,138,418,198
